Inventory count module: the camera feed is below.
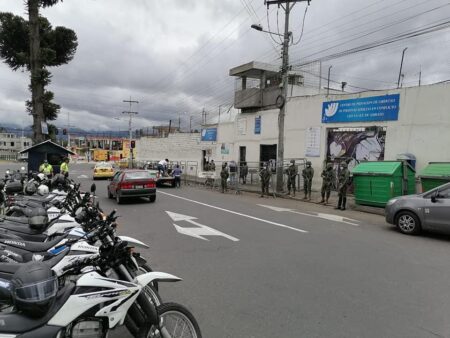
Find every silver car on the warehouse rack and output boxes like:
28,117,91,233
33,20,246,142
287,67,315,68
385,183,450,235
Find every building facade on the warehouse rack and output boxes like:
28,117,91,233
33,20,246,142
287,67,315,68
0,133,32,160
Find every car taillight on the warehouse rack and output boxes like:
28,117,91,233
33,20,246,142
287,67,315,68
120,182,133,189
145,182,155,188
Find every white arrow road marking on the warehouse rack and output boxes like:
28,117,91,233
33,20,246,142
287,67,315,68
166,211,239,241
77,175,88,179
258,205,360,226
159,191,308,234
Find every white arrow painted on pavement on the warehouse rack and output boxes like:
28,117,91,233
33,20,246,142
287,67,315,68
258,205,360,226
77,175,88,179
166,211,239,242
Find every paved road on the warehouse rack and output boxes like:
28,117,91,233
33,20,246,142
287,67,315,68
3,162,450,337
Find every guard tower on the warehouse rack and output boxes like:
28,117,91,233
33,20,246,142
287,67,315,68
229,61,304,113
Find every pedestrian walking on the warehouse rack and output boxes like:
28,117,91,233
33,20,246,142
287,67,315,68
285,159,298,197
172,165,182,188
220,163,229,193
335,162,350,210
259,164,271,197
240,162,248,184
302,161,314,200
319,163,335,205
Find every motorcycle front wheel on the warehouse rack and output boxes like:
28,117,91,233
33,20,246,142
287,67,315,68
139,302,202,338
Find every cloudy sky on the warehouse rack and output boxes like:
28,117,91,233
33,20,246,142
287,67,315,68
0,0,449,131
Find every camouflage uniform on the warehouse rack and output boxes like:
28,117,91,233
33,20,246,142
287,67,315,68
336,163,350,210
286,160,298,196
259,166,271,197
320,163,335,204
302,161,314,200
220,164,229,193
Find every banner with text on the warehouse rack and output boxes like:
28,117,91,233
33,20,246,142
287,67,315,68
201,128,217,141
322,94,400,123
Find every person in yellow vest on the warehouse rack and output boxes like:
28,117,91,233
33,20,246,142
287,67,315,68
39,160,53,178
60,157,69,176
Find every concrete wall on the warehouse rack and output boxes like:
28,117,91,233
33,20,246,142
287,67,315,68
211,82,450,189
136,132,220,177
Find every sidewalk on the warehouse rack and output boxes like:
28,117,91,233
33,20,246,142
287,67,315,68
189,178,385,216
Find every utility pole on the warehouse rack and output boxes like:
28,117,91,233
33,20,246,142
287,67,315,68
265,0,311,192
122,97,139,168
327,65,332,96
419,65,422,86
190,116,193,133
67,111,70,150
397,47,408,88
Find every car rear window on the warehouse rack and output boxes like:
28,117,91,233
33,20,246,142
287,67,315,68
124,171,152,180
96,163,112,169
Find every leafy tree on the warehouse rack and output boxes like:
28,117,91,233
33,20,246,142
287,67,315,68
47,123,58,142
0,1,77,143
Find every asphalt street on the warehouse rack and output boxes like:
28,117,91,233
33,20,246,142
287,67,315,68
3,162,450,337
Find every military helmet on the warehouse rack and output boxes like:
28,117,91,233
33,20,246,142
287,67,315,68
326,163,333,169
306,161,312,166
341,162,348,168
290,159,295,164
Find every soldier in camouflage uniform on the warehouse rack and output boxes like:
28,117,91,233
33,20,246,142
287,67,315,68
285,159,298,197
220,162,229,193
320,163,335,204
335,162,350,210
302,161,314,200
259,164,271,197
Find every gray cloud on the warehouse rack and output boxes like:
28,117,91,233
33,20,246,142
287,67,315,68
0,0,449,131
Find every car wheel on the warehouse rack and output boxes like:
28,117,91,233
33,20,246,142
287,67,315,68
149,195,156,203
396,211,421,235
116,192,122,204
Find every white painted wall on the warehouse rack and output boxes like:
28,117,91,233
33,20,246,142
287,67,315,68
212,82,450,189
136,132,213,165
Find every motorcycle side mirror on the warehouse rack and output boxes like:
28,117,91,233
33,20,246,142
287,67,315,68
90,183,96,193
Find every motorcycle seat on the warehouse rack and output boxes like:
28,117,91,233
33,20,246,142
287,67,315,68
0,222,46,235
1,216,29,224
0,235,67,253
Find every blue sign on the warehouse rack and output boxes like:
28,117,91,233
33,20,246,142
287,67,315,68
254,116,261,134
322,94,400,123
201,128,217,141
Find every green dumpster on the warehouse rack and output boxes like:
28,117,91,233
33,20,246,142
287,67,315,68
419,162,450,192
352,161,416,207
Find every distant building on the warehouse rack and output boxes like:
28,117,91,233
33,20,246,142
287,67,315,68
0,133,32,160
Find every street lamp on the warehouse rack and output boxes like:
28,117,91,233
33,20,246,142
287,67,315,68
251,23,284,37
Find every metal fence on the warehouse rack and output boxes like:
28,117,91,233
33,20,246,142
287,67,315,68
135,158,310,196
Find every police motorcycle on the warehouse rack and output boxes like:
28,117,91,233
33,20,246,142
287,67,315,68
0,184,88,242
0,197,159,298
5,173,74,216
0,208,201,338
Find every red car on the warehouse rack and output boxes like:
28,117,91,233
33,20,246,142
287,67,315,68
107,170,156,204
